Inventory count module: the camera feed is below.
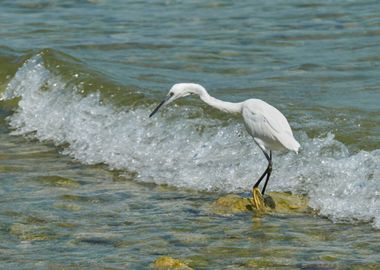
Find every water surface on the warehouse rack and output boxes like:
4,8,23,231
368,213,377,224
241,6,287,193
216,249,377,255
0,1,380,269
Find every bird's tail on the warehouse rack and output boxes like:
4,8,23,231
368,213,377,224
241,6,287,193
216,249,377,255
279,133,300,153
289,137,300,153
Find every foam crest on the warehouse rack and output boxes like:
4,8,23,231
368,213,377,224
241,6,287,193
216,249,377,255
3,55,380,228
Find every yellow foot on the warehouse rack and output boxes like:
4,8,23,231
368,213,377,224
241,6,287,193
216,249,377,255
251,187,266,212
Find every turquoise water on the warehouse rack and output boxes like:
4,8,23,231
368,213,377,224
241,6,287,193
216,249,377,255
1,1,380,269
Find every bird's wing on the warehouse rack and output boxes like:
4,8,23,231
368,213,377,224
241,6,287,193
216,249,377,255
242,108,279,141
242,100,299,152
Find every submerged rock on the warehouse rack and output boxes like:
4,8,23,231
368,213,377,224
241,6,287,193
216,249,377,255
10,223,56,241
211,192,310,216
36,175,80,188
244,257,293,268
153,256,192,270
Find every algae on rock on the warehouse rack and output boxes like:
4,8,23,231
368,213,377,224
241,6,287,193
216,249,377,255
210,194,253,216
36,175,80,188
152,256,192,270
10,223,56,241
211,192,310,216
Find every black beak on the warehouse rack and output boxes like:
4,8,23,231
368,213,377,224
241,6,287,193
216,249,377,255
149,95,171,118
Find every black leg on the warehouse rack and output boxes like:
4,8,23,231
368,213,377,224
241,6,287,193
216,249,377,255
261,151,272,195
253,165,269,189
253,150,271,193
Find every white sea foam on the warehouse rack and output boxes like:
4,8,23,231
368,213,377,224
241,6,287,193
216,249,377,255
2,55,380,228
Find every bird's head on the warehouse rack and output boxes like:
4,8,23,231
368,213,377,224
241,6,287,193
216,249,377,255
149,83,196,117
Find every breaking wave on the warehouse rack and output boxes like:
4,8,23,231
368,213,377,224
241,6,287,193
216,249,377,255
2,54,380,228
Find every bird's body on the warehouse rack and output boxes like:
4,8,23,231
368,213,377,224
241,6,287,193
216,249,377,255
241,98,300,153
149,83,300,201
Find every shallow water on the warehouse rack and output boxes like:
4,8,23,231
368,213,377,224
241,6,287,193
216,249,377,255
0,0,380,269
1,132,380,269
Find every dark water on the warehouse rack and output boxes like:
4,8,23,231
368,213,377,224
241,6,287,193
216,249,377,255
0,1,380,269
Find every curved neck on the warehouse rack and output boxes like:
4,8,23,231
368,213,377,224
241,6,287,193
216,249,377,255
186,84,242,114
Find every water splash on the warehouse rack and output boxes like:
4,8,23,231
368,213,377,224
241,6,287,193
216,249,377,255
2,55,380,228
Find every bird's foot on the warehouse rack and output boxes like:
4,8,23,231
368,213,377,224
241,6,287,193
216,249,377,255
251,187,276,212
251,187,266,212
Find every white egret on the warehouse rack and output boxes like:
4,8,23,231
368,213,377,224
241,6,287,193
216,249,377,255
149,83,300,207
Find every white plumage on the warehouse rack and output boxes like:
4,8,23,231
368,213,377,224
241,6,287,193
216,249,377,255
149,83,300,195
241,99,300,153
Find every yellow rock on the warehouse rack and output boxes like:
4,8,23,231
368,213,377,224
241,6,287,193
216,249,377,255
269,192,310,214
211,194,253,215
153,256,192,270
211,192,310,216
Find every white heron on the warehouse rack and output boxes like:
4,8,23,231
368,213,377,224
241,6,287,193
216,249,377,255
149,83,300,208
